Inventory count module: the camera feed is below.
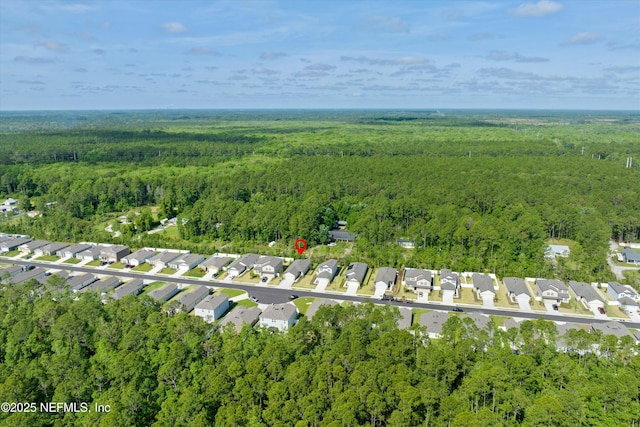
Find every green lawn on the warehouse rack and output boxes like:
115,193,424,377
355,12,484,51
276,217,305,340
34,255,60,262
141,281,167,295
160,267,177,275
291,274,317,290
133,263,153,272
292,297,315,315
218,288,245,298
183,268,206,278
63,257,82,264
234,299,258,308
86,259,102,267
2,250,20,257
107,261,127,270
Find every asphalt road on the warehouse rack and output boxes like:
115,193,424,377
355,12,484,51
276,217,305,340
6,257,640,329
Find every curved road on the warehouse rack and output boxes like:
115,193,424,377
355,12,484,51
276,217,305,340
6,258,639,329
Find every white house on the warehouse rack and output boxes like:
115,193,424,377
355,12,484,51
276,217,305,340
608,282,639,302
200,256,232,275
283,259,311,282
545,244,570,259
175,286,210,312
472,273,496,301
227,253,260,278
568,281,604,309
404,268,433,295
259,303,298,332
194,294,229,322
440,269,460,298
314,259,339,287
535,279,571,303
504,277,531,303
121,249,155,266
168,253,205,271
345,262,368,287
374,267,397,293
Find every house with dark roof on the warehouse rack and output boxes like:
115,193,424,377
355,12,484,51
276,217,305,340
10,267,47,284
0,237,31,253
328,229,356,242
34,242,69,257
147,251,182,268
404,268,433,294
420,311,450,338
374,267,397,292
148,283,180,302
504,277,531,303
306,299,339,319
168,253,205,270
259,303,298,331
607,282,639,302
472,273,495,300
313,259,339,286
440,269,460,297
591,321,637,341
622,248,640,264
77,245,106,261
535,279,570,303
253,256,284,279
618,297,639,315
112,279,146,299
568,281,604,309
100,245,130,263
194,294,229,322
220,306,262,332
19,240,49,254
67,273,98,292
397,308,412,330
227,253,260,277
283,259,311,282
121,249,155,266
81,276,122,294
57,243,92,259
345,262,368,287
200,256,232,275
176,286,210,312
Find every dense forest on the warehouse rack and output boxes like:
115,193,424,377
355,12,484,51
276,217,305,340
1,110,639,282
0,277,639,426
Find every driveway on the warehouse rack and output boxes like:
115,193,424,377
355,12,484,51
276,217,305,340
345,283,359,295
278,277,294,289
543,300,558,314
314,278,330,292
517,300,532,312
442,292,454,305
482,295,495,308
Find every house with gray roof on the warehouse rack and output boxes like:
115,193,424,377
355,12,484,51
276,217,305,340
314,259,339,285
397,308,412,330
374,267,397,292
472,273,495,300
81,276,122,294
67,273,98,292
568,281,604,309
57,243,92,259
0,265,23,280
345,262,368,287
176,286,210,312
618,297,639,315
227,253,260,277
194,294,229,322
622,248,640,264
148,283,180,302
328,229,356,242
34,242,69,257
259,303,298,332
121,249,155,266
112,279,146,299
608,282,639,302
168,253,205,270
545,244,570,259
77,245,106,261
99,245,130,263
463,313,492,331
200,256,232,275
503,318,520,332
420,311,450,338
535,279,570,303
504,277,531,303
220,306,262,332
147,251,181,268
253,256,284,279
591,321,636,341
440,269,460,297
283,259,311,282
1,237,32,253
306,299,339,319
19,240,49,254
10,267,47,284
404,268,433,294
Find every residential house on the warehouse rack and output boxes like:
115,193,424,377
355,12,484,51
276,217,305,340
1,237,32,253
0,265,23,280
57,243,92,259
227,253,260,278
622,248,640,264
472,273,496,301
147,251,181,268
194,294,229,322
404,268,433,294
463,313,492,331
168,253,205,270
283,259,311,282
568,281,604,309
253,256,284,279
9,267,47,284
18,240,49,254
176,286,210,312
420,311,450,338
3,198,17,206
37,270,69,288
345,262,368,288
328,229,356,242
67,273,98,292
374,267,397,293
306,299,339,320
608,282,639,302
99,245,131,263
77,245,105,261
397,238,415,249
619,297,639,315
34,242,69,257
591,321,636,341
313,259,339,286
199,256,232,275
535,279,571,303
504,277,531,303
259,303,298,332
81,276,121,294
148,283,180,302
121,249,155,266
220,307,262,332
112,279,146,299
556,322,582,352
440,269,460,298
397,308,412,330
503,318,520,332
545,244,570,259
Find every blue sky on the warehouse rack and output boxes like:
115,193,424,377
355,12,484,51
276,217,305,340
1,0,639,110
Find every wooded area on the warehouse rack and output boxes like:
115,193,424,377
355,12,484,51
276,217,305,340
1,110,638,284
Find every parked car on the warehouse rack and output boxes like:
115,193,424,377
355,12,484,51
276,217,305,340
452,307,463,312
597,306,606,315
552,304,559,311
261,276,268,283
289,294,298,300
249,296,258,302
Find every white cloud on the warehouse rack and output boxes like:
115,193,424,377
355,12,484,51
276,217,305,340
482,50,549,62
162,22,188,34
36,40,69,52
563,32,603,45
340,55,428,66
511,1,563,17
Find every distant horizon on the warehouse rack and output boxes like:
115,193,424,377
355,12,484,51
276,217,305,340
1,1,638,111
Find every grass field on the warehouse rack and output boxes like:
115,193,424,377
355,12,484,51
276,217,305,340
62,257,82,264
217,288,245,299
160,267,177,275
86,259,102,267
133,263,153,272
183,268,206,278
292,297,315,315
34,255,60,262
